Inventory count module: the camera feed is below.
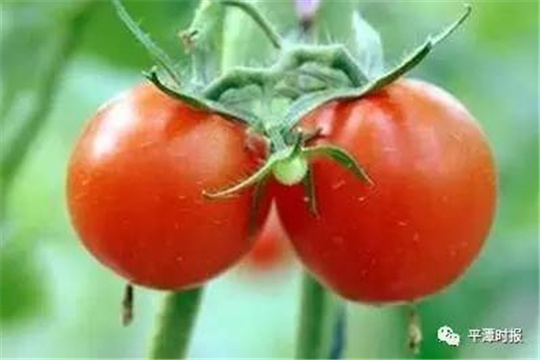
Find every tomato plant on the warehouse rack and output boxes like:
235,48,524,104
273,79,497,303
67,83,267,290
64,0,494,357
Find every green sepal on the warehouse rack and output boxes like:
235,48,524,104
203,147,294,199
301,128,323,144
248,175,269,236
281,4,473,132
297,64,352,88
113,0,263,129
302,166,319,218
366,4,472,94
281,88,362,131
303,145,372,184
144,68,259,127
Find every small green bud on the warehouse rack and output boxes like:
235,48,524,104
273,154,309,186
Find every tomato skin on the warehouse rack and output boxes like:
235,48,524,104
273,79,497,303
67,84,265,290
243,207,291,271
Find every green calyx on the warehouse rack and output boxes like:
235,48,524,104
111,0,471,213
204,141,370,216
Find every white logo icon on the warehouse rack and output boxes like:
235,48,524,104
438,326,460,347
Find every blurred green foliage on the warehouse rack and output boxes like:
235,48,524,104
0,1,538,359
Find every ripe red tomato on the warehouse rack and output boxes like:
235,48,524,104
273,79,497,303
67,83,266,290
243,207,292,271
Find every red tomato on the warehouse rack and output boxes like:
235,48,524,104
273,79,497,303
67,83,266,290
243,207,291,271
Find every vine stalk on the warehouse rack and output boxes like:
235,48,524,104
149,288,203,359
297,272,346,359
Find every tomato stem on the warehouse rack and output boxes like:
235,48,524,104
296,272,346,358
220,0,284,50
180,0,226,83
149,287,203,359
112,0,182,86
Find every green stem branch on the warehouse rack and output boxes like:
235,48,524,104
280,4,473,133
220,0,283,49
149,288,203,359
112,0,182,85
203,44,365,101
297,272,343,359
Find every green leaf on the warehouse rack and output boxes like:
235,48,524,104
303,144,372,184
1,2,95,199
349,11,384,78
0,244,48,327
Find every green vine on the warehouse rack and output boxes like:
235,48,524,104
297,273,346,359
221,0,284,50
149,288,203,359
203,44,366,101
112,0,181,85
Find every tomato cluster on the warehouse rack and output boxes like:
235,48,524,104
67,78,496,303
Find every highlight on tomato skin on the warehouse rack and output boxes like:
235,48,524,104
274,79,498,304
242,206,293,272
66,83,269,291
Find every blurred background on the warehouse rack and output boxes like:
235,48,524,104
0,0,538,359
